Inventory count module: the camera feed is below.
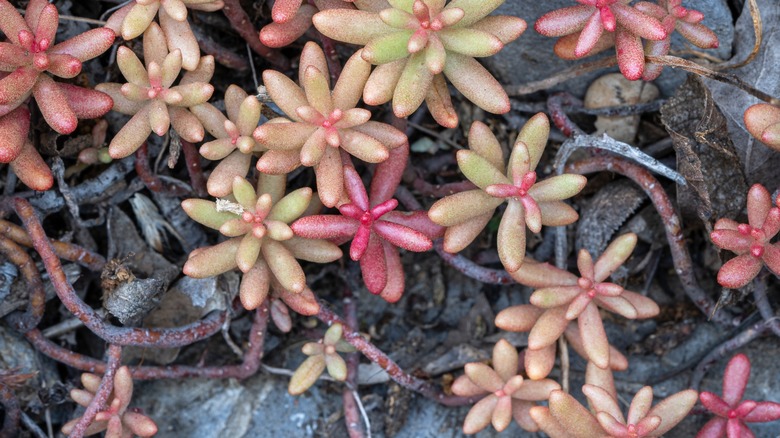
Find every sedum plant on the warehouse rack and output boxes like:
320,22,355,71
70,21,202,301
288,323,356,395
0,0,115,191
97,23,214,159
710,184,780,289
451,339,560,434
260,0,381,48
496,234,659,375
0,106,53,191
635,0,719,80
531,384,697,437
698,353,780,438
0,0,115,134
313,0,526,127
254,42,406,208
428,114,587,272
106,0,223,71
182,174,342,310
744,103,780,152
292,166,443,302
62,366,158,437
535,0,667,80
191,84,264,197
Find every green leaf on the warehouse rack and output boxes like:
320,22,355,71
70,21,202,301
181,199,236,230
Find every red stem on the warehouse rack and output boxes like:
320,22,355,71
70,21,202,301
68,344,123,438
547,93,586,138
393,186,515,285
753,275,780,338
434,240,516,285
315,299,478,407
181,139,208,197
341,287,365,438
565,157,734,326
222,0,290,70
0,235,45,332
690,320,769,390
135,143,190,197
25,303,269,380
13,198,226,348
0,219,105,271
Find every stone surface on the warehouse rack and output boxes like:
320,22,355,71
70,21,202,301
132,374,538,438
585,73,660,143
484,0,734,97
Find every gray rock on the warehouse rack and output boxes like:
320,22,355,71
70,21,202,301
133,374,540,438
484,0,734,97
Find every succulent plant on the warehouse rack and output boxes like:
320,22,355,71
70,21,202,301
530,383,698,438
495,234,659,376
428,114,587,272
191,84,264,197
312,0,526,127
710,184,780,289
288,323,356,395
96,23,214,159
744,103,780,152
260,0,375,48
106,0,223,71
635,0,719,80
0,106,53,191
498,305,629,380
0,0,115,135
292,166,443,302
182,174,342,310
698,353,780,438
254,42,407,208
451,339,560,434
535,0,667,80
62,366,158,437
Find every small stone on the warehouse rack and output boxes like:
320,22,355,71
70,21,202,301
584,73,659,143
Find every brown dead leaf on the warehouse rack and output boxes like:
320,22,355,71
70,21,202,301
661,75,747,232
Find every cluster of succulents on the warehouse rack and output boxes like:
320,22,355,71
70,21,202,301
253,42,407,207
698,354,780,437
428,114,586,272
0,0,115,190
96,23,214,159
313,0,526,127
62,367,157,437
288,323,355,395
710,184,780,289
535,0,717,80
3,0,780,437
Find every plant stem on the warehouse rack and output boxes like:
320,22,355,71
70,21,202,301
0,234,45,332
690,319,769,390
135,143,190,197
12,198,227,348
565,157,735,326
341,286,367,438
68,344,123,438
181,140,207,197
752,275,780,338
0,219,105,271
433,240,516,285
25,303,269,380
646,55,780,106
315,299,478,407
